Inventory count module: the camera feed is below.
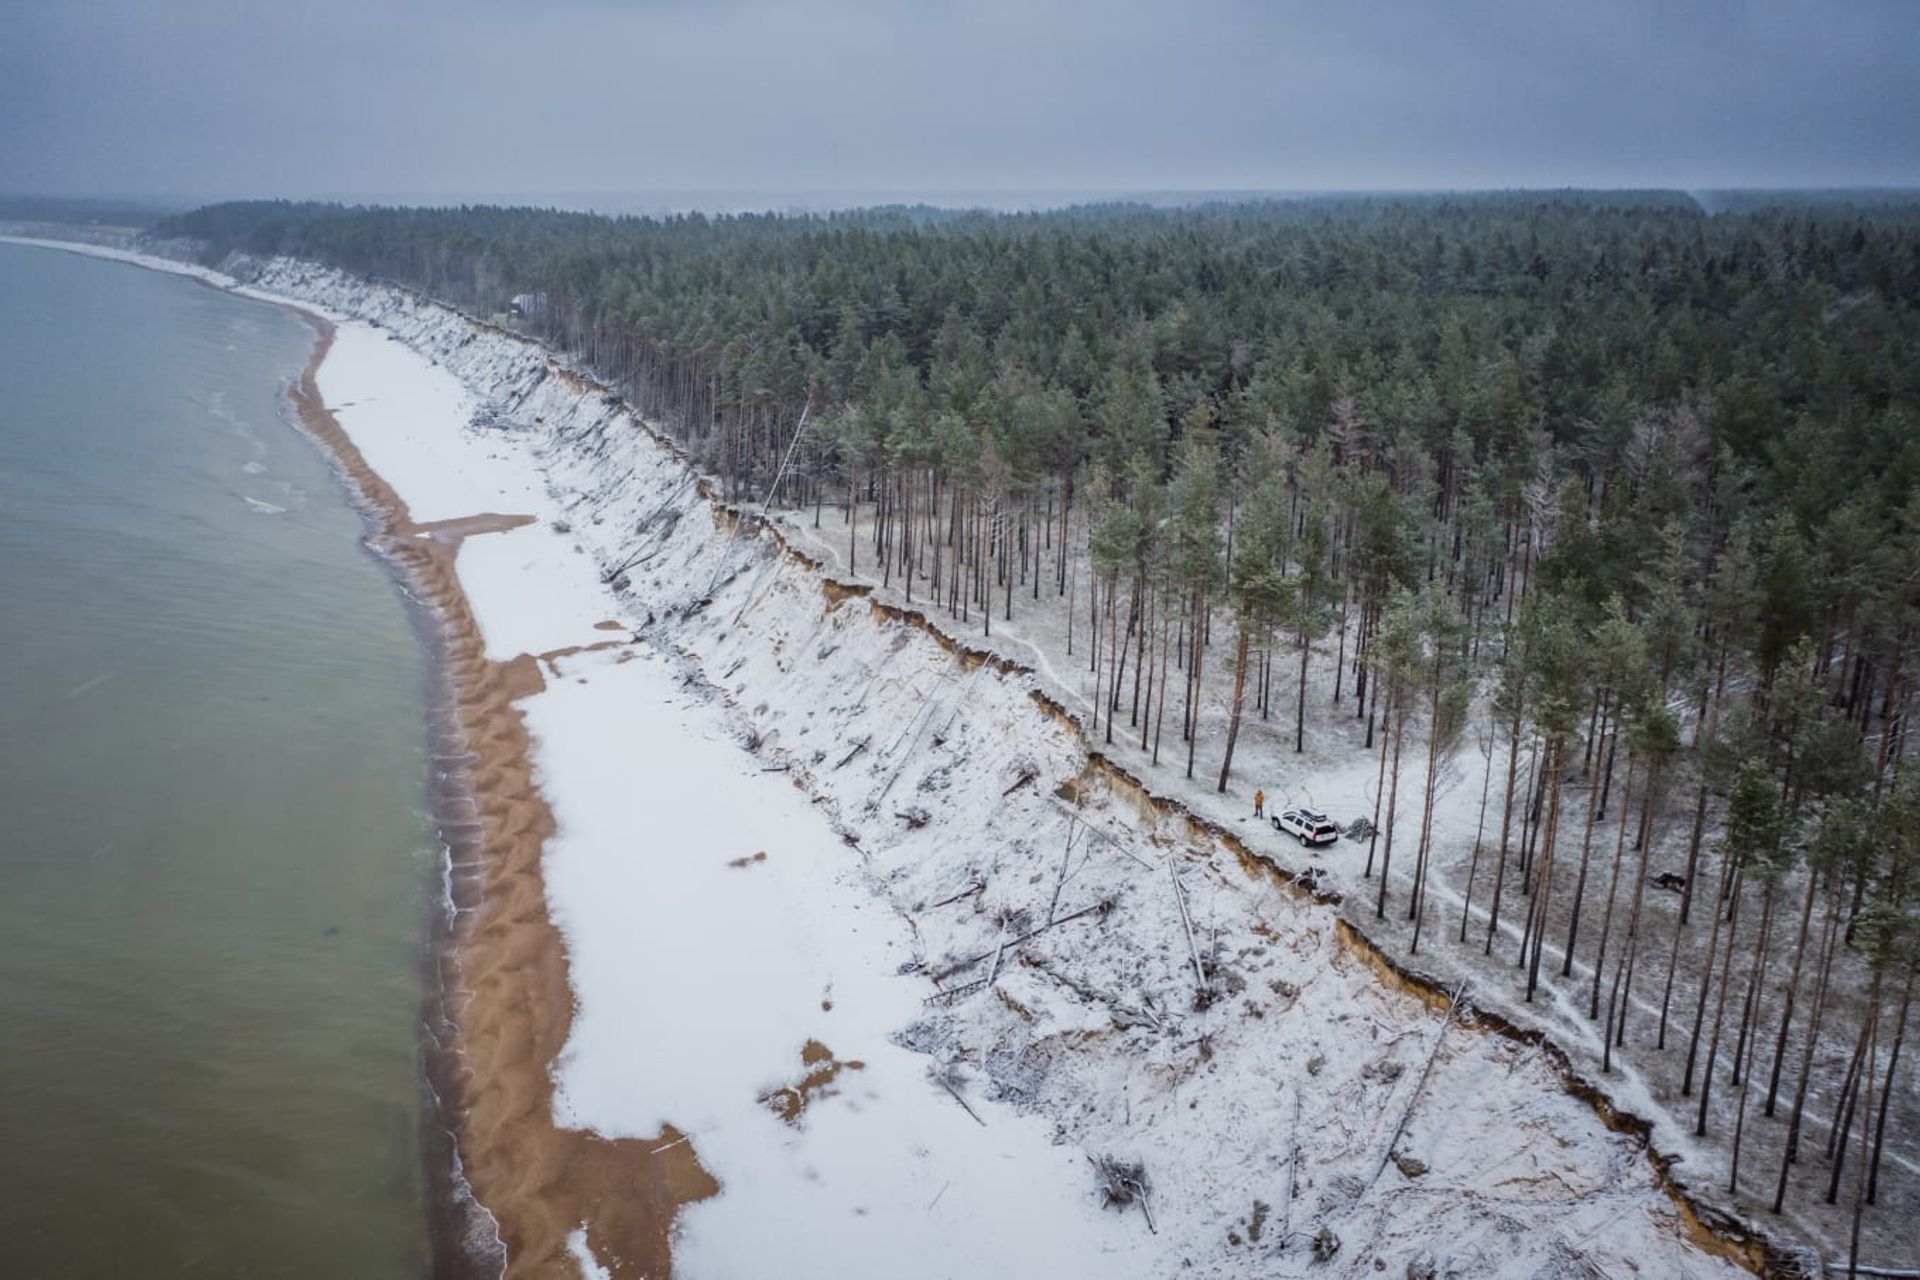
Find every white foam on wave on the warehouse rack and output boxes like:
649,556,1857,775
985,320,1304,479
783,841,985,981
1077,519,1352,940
60,671,114,700
447,1144,507,1279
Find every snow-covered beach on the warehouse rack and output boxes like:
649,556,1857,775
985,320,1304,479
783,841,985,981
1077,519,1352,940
3,235,1784,1277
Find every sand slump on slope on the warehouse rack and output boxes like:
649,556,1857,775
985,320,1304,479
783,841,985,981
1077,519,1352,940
284,317,718,1278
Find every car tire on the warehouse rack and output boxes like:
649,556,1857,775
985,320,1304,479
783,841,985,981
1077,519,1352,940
1299,833,1310,847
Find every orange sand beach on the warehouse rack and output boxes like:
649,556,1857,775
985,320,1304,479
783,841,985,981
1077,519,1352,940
282,315,717,1278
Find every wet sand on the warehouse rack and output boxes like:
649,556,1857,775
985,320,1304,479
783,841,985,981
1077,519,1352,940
283,317,717,1278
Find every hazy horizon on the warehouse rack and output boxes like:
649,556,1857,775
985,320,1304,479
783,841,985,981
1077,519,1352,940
11,185,1920,228
3,1,1915,204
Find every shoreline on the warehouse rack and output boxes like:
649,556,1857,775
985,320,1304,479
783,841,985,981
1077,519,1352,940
0,235,525,1273
281,318,508,1278
1,232,721,1276
278,303,719,1276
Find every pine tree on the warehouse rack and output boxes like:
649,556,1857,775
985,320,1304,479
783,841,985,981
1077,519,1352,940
1696,758,1785,1139
1564,598,1648,980
1522,591,1585,1002
1220,468,1292,791
1409,589,1471,953
1287,492,1336,754
1602,698,1680,1068
1167,423,1223,781
1481,610,1536,956
1369,590,1422,918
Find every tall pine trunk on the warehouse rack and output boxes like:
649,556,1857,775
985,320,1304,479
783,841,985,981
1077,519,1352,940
1218,623,1253,793
1409,676,1445,952
1185,593,1207,780
1728,879,1778,1191
1764,870,1822,1118
1560,739,1607,977
1866,963,1914,1206
1295,624,1311,753
1485,714,1524,955
1589,751,1636,1020
1375,692,1409,920
1523,737,1567,1002
1693,871,1746,1135
1773,882,1843,1213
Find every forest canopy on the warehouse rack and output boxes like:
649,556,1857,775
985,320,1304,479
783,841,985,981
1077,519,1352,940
158,191,1920,511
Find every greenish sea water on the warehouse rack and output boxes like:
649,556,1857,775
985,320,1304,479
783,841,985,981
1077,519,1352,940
0,242,436,1277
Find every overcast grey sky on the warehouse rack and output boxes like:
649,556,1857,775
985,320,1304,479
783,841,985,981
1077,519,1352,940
1,0,1915,205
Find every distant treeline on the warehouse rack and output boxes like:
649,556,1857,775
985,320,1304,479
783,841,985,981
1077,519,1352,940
1,195,183,229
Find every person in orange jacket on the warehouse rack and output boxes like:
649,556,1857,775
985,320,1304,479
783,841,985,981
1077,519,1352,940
1254,788,1265,818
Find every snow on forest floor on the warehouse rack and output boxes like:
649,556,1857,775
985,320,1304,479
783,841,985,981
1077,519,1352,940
114,243,1819,1277
765,500,1918,1270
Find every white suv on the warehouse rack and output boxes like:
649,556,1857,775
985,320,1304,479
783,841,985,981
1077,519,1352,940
1273,807,1340,847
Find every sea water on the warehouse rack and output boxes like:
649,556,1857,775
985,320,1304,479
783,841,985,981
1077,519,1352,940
0,242,435,1276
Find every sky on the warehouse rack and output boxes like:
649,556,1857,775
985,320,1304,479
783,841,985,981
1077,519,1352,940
1,0,1915,208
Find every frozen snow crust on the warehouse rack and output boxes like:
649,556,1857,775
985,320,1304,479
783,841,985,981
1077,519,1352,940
211,250,1786,1278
